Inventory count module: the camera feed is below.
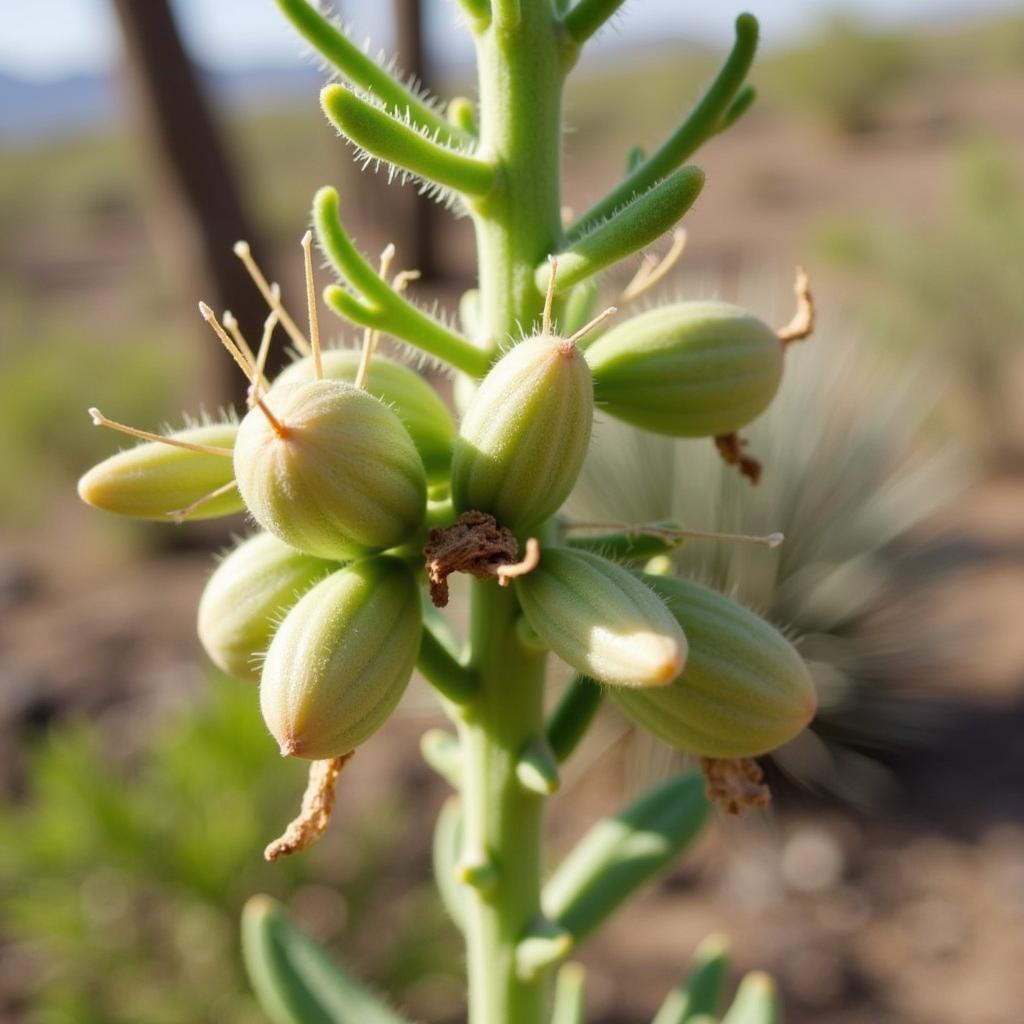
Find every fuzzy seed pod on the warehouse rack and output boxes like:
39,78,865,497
197,532,336,682
260,556,422,759
77,422,242,521
451,336,593,529
516,548,686,688
273,350,455,483
233,380,427,560
585,301,783,437
612,575,816,757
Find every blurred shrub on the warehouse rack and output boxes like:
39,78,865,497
817,143,1024,458
570,324,965,803
0,678,457,1024
765,16,918,135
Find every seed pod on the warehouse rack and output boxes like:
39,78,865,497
260,556,422,759
234,380,427,560
516,548,686,688
77,422,242,521
612,575,816,758
273,350,455,483
451,336,593,529
197,532,336,682
585,301,783,437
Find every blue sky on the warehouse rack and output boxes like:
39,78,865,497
1,0,1020,80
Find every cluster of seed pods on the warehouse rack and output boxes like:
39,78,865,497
78,223,815,768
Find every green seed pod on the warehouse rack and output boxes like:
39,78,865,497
516,548,686,688
451,336,593,529
197,532,336,682
260,556,422,759
612,575,816,758
77,422,242,521
233,380,427,560
273,350,455,483
585,301,783,437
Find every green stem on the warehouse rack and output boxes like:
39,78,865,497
457,581,550,1023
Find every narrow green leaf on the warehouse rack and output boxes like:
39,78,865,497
652,934,730,1024
563,0,629,46
720,85,757,132
626,144,646,173
543,771,709,943
432,797,467,930
322,85,496,198
551,962,587,1024
314,187,489,377
538,167,705,295
567,14,758,241
546,676,603,764
273,0,466,147
241,896,410,1024
721,972,779,1024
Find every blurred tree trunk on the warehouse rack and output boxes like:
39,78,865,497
111,0,274,404
388,0,438,279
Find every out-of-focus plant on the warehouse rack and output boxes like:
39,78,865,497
571,322,966,802
0,679,458,1024
73,0,857,1019
766,15,917,135
818,143,1024,458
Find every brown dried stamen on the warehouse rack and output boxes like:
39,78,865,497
423,511,539,607
700,757,771,816
777,265,814,346
714,432,762,484
264,753,353,862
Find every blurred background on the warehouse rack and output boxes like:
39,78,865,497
1,1,1023,1022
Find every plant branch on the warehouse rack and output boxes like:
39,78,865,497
314,187,489,376
418,624,479,703
563,0,628,46
566,13,758,241
321,85,497,199
273,0,468,147
546,676,603,763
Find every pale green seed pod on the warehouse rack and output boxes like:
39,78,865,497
260,557,422,759
451,336,593,529
197,532,336,682
77,422,242,521
585,301,783,437
612,575,816,758
273,350,455,483
233,380,427,560
516,548,686,688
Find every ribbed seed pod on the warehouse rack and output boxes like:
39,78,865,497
612,575,816,757
585,301,783,437
233,380,427,560
77,422,242,521
451,336,593,530
197,532,336,682
273,350,455,483
260,557,422,759
516,548,686,688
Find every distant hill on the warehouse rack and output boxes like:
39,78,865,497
0,65,323,142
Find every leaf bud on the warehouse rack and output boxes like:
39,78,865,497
233,380,427,560
612,575,816,758
516,547,686,688
585,301,783,437
197,532,336,682
260,556,422,759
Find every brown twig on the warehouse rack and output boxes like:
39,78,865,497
700,757,771,816
777,265,814,345
714,432,763,485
